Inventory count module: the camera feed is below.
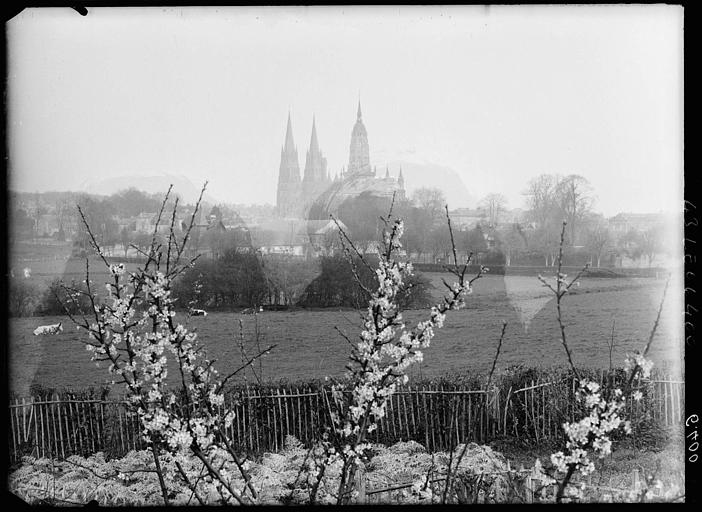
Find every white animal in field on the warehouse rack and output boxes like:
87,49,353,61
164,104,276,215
191,309,208,317
34,322,63,336
23,267,32,279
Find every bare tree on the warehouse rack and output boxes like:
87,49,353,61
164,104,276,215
478,193,507,229
639,225,666,267
497,223,527,266
524,174,559,229
411,188,448,262
55,197,72,239
523,173,595,263
411,187,446,223
583,214,612,267
523,174,562,264
555,174,594,245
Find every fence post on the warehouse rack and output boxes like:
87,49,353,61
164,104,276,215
530,466,542,503
503,386,512,437
354,463,366,504
633,469,641,494
31,397,38,458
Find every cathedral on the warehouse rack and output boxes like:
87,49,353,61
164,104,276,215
276,102,405,219
275,113,330,218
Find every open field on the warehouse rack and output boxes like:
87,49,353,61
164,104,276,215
10,244,141,290
9,274,681,397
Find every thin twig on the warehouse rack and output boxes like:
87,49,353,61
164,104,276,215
609,319,616,372
217,344,277,392
553,221,581,380
334,326,357,350
626,277,670,389
487,321,508,391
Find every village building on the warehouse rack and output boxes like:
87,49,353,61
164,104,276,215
607,212,665,234
36,214,60,238
446,208,483,230
249,218,347,259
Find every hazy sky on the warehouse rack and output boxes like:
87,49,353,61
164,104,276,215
7,5,683,216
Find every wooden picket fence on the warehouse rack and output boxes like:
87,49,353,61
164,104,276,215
7,374,684,466
505,372,685,442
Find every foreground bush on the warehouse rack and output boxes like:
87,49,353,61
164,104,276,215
5,438,529,505
9,437,682,505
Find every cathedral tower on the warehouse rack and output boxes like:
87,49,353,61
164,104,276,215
347,101,372,177
302,116,329,187
301,116,331,210
276,112,301,217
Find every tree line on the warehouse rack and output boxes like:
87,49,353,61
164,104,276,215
9,177,671,317
332,175,670,269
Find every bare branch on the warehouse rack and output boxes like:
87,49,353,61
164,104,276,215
217,344,278,392
486,321,508,392
553,221,580,379
331,214,375,274
175,182,208,264
165,195,180,276
76,205,111,269
148,185,173,260
626,277,670,388
334,326,357,350
445,204,460,268
175,460,206,506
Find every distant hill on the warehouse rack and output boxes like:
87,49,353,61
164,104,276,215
382,160,476,209
81,174,217,205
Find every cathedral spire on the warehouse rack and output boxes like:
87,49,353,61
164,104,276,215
385,165,390,179
309,115,319,154
303,114,327,191
348,100,371,176
398,167,405,188
277,111,301,218
284,111,296,153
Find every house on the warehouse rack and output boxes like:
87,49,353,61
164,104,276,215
607,213,662,234
36,214,59,237
249,219,348,258
134,212,187,235
135,212,157,233
447,208,483,230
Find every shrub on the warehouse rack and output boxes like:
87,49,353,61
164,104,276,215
172,250,268,309
36,278,93,316
8,277,41,317
296,254,433,309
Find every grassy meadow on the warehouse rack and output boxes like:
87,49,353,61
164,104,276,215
9,272,681,398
